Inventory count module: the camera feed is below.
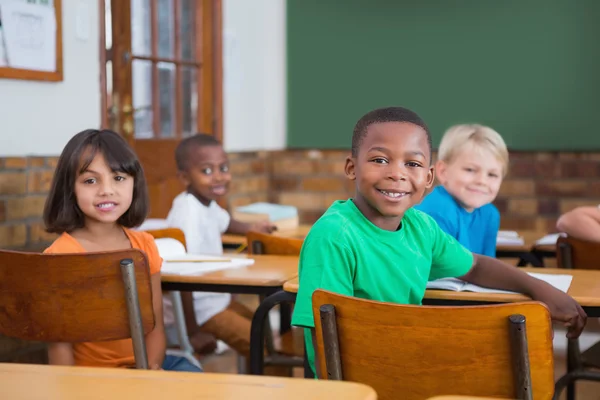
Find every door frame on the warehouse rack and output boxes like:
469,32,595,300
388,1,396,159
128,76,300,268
98,0,223,143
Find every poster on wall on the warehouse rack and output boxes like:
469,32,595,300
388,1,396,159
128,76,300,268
0,0,55,71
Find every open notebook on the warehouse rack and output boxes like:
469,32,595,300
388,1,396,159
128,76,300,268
155,238,255,275
426,272,573,294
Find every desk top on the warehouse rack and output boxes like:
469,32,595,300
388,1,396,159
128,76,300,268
222,225,312,247
284,268,600,307
161,254,299,287
0,363,377,400
427,397,510,400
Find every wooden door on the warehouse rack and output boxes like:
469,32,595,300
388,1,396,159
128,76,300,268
102,0,222,218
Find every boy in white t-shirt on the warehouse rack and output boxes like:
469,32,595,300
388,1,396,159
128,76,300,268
165,133,275,359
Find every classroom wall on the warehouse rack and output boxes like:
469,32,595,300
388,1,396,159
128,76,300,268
0,0,101,157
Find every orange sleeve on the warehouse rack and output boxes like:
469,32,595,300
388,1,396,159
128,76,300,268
139,231,163,275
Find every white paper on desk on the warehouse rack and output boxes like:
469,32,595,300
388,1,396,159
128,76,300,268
535,233,563,246
427,272,573,294
0,0,56,71
496,230,525,246
154,237,255,275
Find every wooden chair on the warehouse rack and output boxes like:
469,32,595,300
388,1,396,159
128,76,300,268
247,230,305,373
312,289,555,400
555,236,600,400
143,228,213,367
0,249,154,369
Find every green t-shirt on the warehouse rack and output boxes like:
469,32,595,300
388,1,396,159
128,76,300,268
291,199,474,374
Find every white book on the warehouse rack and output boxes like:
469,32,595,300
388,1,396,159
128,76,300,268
496,230,525,246
155,238,254,275
535,233,564,246
426,272,573,294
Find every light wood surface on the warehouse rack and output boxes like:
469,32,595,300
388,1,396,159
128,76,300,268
427,397,514,400
424,267,600,307
222,225,312,246
0,249,154,342
284,268,600,307
0,363,377,400
161,254,299,287
312,290,554,400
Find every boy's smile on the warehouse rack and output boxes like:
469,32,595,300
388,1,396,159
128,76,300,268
346,121,434,231
180,145,231,206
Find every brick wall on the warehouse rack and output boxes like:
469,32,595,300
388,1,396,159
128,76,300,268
2,151,600,250
0,157,58,251
266,150,600,231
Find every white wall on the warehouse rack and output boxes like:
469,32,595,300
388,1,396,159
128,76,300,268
222,0,286,152
0,0,100,156
0,0,286,156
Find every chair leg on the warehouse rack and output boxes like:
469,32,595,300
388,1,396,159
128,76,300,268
249,290,297,375
169,291,202,369
508,314,533,400
566,338,582,400
120,259,149,370
319,304,343,381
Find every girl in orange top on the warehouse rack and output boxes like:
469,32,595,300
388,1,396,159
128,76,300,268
43,129,201,372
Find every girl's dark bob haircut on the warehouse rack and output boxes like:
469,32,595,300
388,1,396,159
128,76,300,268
43,129,149,233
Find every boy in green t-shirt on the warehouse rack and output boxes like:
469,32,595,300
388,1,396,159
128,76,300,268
291,106,586,375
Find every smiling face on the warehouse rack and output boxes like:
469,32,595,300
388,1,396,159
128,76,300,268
436,146,504,212
345,121,434,230
74,152,135,226
179,144,231,206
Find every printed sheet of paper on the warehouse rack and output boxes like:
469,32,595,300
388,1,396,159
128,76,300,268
0,0,56,71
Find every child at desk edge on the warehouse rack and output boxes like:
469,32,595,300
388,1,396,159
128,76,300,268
291,107,587,376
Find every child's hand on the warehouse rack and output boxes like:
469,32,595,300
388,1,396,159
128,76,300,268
530,284,587,338
251,221,277,234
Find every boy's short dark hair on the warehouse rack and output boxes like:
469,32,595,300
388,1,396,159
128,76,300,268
351,107,432,158
44,129,149,233
175,133,222,171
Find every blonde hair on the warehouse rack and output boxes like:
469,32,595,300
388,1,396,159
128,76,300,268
438,124,509,175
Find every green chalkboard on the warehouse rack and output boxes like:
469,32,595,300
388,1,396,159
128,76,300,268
287,0,600,151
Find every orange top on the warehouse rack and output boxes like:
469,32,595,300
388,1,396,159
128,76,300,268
44,228,162,368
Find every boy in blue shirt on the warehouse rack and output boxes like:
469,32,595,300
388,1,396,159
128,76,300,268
291,107,586,375
416,124,507,256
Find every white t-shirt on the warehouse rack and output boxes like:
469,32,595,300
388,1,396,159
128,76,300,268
164,191,232,326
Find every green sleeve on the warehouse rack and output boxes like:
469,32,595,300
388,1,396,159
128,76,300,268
291,234,355,329
428,218,474,281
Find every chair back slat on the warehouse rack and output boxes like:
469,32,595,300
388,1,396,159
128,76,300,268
0,249,155,343
557,236,600,270
312,290,554,400
246,231,303,256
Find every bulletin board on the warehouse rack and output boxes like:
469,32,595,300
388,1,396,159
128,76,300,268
0,0,62,82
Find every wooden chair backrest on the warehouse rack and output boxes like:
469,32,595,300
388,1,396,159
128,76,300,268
557,235,600,270
0,249,155,343
246,230,303,256
312,290,554,400
144,228,187,250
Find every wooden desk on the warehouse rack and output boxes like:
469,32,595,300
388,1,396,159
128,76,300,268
283,267,600,310
0,363,377,400
222,225,312,247
427,397,510,400
161,254,299,295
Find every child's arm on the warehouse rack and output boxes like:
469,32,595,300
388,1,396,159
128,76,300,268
482,207,500,257
146,273,167,370
459,255,587,338
226,218,277,235
556,206,600,242
48,343,75,365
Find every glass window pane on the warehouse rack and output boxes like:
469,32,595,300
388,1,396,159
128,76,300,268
158,62,175,137
181,67,198,136
180,0,196,60
157,0,174,58
131,0,151,56
105,0,112,50
132,60,153,138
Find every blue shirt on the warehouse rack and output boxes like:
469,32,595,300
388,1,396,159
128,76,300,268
415,186,500,257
